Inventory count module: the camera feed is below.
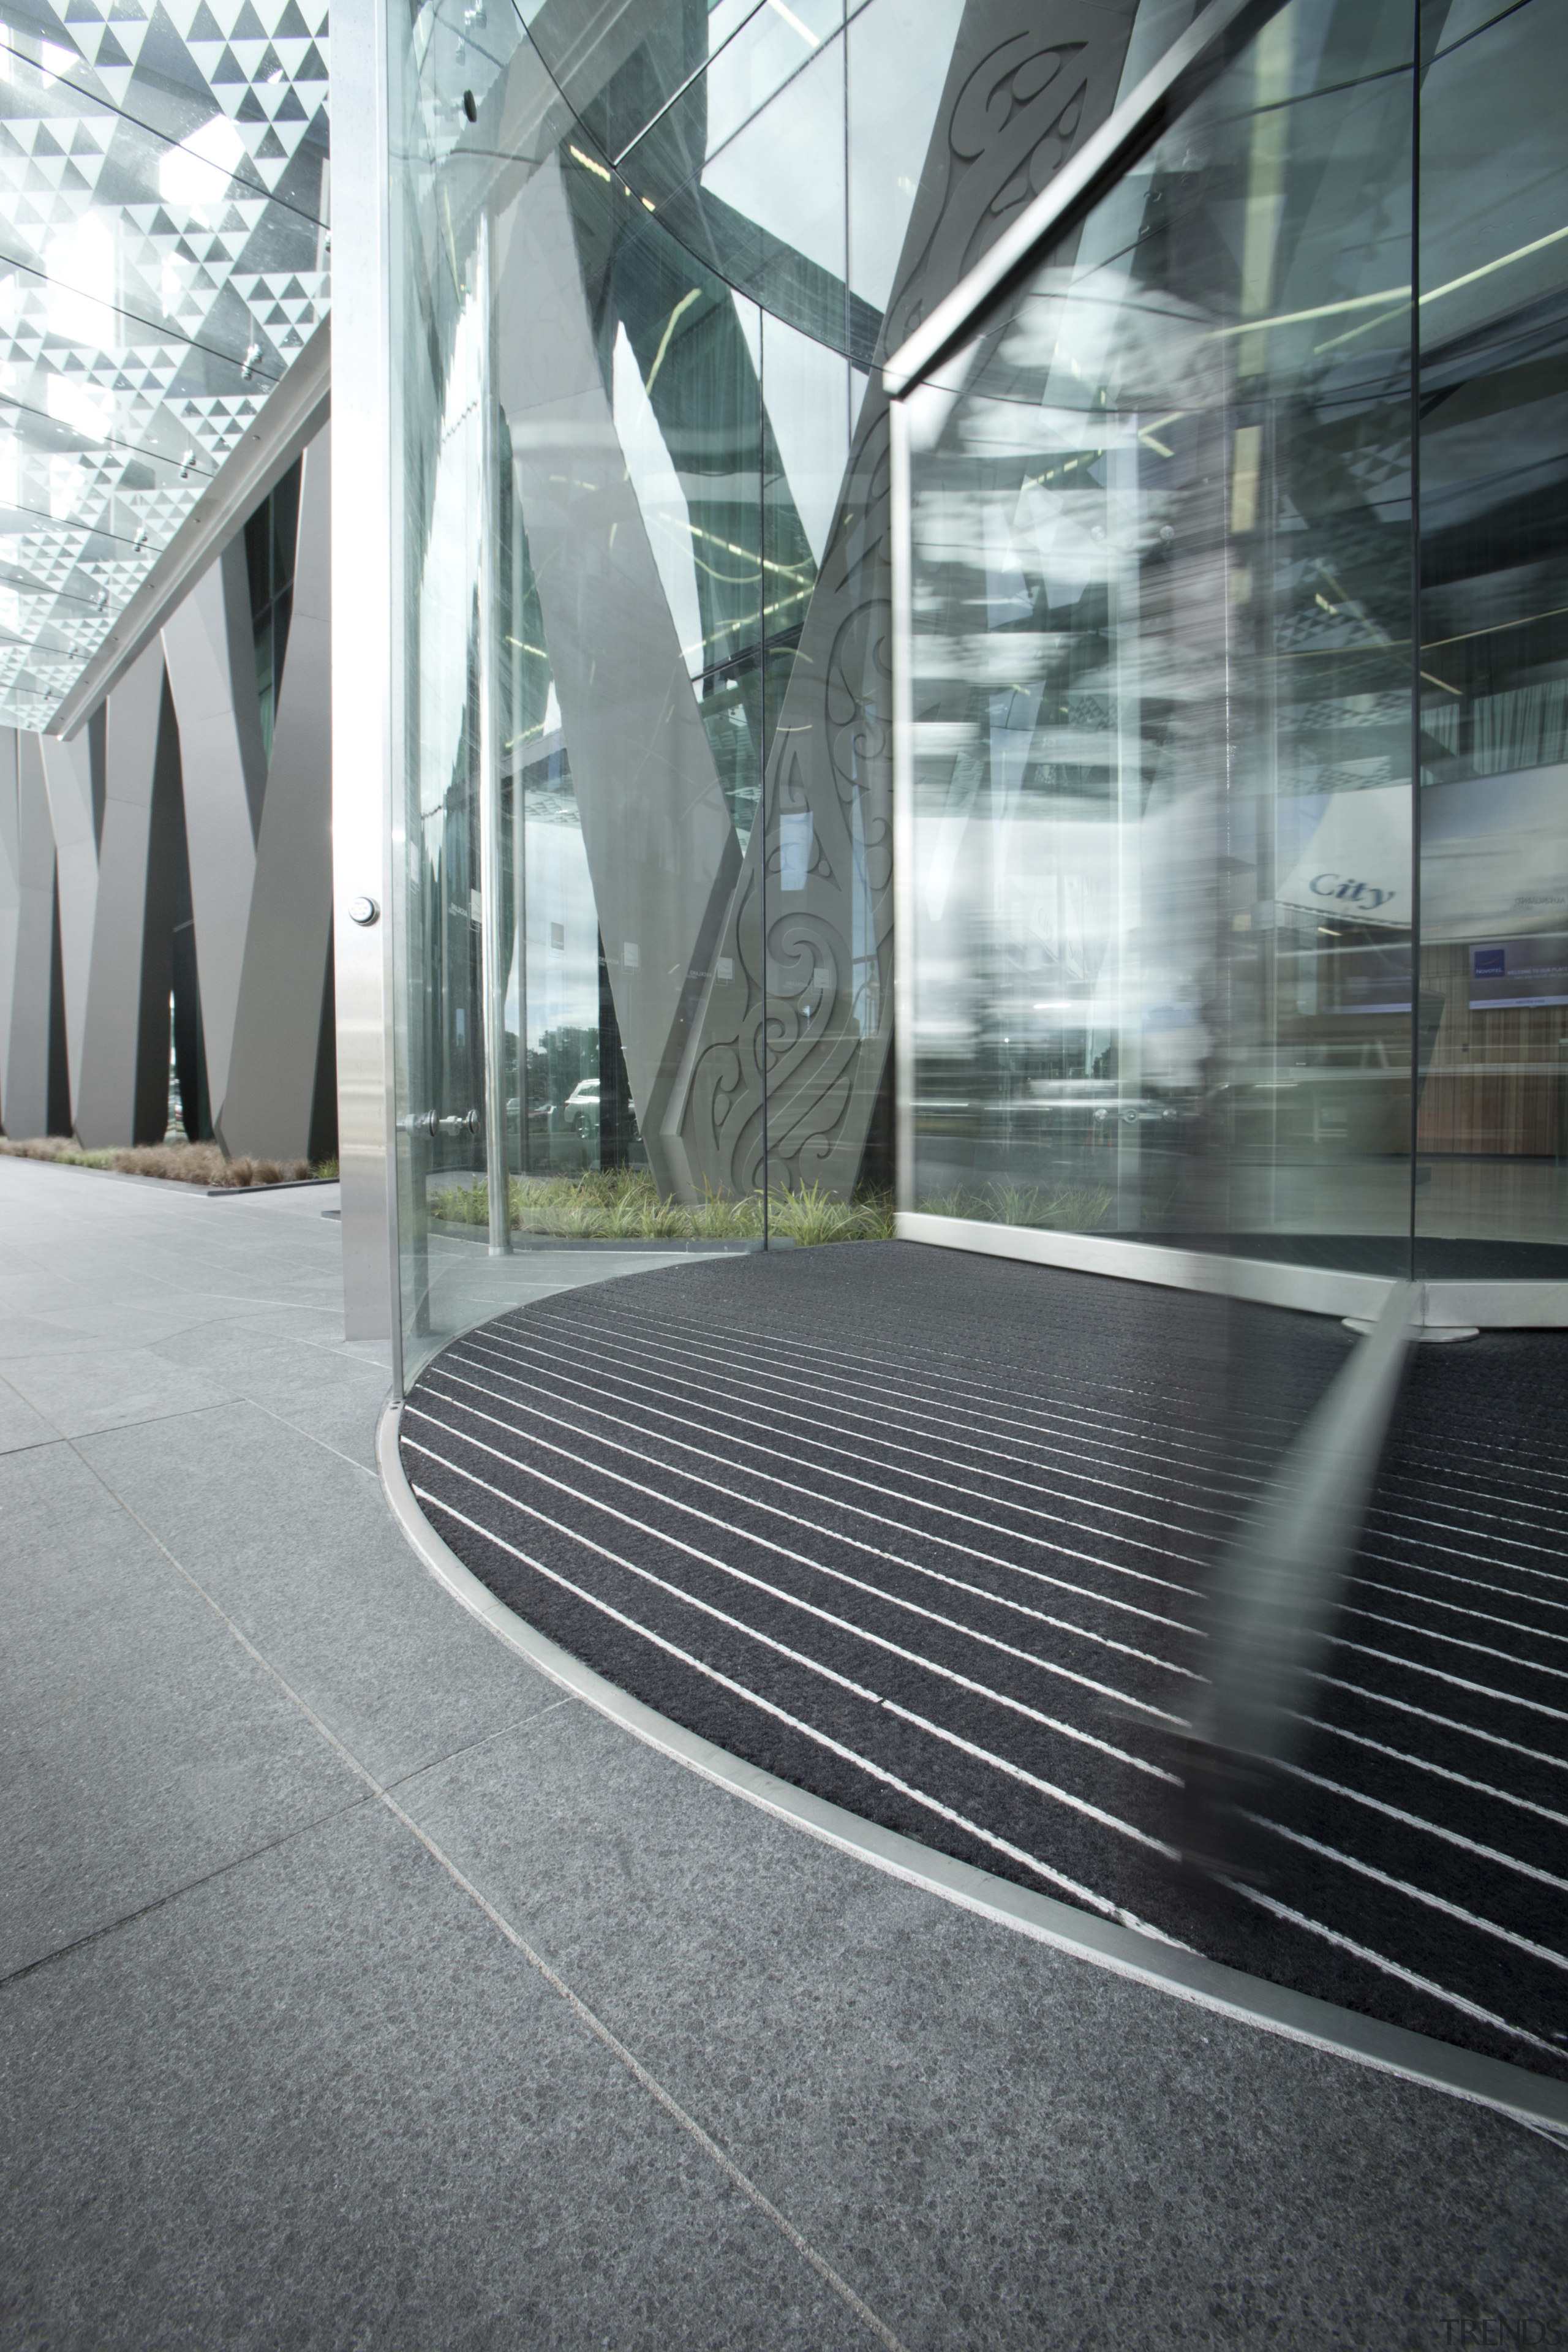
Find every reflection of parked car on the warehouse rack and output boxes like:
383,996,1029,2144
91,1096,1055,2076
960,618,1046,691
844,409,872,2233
565,1077,600,1140
1012,1079,1192,1128
1090,1098,1193,1128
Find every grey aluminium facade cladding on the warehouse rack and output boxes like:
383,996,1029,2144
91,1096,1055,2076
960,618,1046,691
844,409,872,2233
0,421,336,1164
0,733,17,1120
38,726,99,1128
47,319,334,747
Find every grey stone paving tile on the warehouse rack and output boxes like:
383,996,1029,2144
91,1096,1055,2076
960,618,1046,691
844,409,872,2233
77,1401,559,1785
244,1382,390,1471
0,1307,116,1359
149,1298,354,1346
0,1431,132,1539
9,1165,1564,2350
0,1271,193,1314
0,1507,363,1978
0,1373,56,1453
0,1259,341,1335
1,1347,240,1438
0,1799,864,2352
147,1319,390,1467
126,1261,344,1312
393,1702,1568,2352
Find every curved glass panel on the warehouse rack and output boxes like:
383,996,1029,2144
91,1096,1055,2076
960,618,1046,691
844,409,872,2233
900,0,1568,1284
903,0,1420,1271
386,0,932,1371
385,0,1229,1374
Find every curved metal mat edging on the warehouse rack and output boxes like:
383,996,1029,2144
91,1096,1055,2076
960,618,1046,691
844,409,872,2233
377,1393,1568,2143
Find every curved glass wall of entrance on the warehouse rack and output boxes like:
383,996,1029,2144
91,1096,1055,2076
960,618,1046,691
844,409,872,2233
383,0,889,1374
895,0,1568,1289
382,0,1226,1373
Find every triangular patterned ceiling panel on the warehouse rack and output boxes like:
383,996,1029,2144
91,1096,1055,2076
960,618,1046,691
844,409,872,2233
0,0,328,722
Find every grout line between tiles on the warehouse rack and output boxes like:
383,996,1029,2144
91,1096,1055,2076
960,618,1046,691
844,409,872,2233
239,1393,381,1477
53,1433,910,2352
0,1790,376,1992
380,1697,578,1796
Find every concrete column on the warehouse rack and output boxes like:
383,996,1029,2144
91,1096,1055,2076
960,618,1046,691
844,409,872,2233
494,151,739,1200
4,737,58,1138
160,539,266,1123
0,731,19,1122
73,645,173,1148
38,723,98,1126
220,426,334,1161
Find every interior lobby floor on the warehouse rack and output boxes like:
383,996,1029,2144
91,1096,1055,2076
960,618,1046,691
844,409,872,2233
1,1156,1565,2352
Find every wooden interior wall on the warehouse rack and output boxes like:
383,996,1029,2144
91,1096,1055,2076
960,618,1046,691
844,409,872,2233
1415,943,1566,1157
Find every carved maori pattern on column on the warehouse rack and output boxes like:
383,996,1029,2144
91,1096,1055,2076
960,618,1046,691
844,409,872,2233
881,5,1132,356
669,410,896,1200
667,0,1134,1197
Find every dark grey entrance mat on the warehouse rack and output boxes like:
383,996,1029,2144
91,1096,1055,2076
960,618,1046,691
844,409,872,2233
401,1243,1568,2082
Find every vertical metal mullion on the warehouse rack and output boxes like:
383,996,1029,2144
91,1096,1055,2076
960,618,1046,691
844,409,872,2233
889,394,914,1218
1109,426,1141,1236
476,211,511,1256
331,0,403,1384
511,473,529,1182
1408,8,1422,1283
842,0,853,439
1258,400,1280,1237
1216,330,1238,1258
759,309,771,1245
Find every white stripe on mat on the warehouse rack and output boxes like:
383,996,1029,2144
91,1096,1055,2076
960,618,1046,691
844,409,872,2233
513,1305,1272,1502
408,1473,1184,1941
1340,1603,1568,1679
418,1378,1197,1691
528,1298,1280,1479
1352,1556,1568,1622
432,1354,1204,1608
1313,1672,1568,1775
1322,1639,1568,1727
467,1319,1238,1531
1283,1712,1568,1831
403,1424,1185,1809
438,1351,1557,1724
1271,1758,1568,1893
616,1291,1564,1491
461,1327,1216,1571
1242,1814,1568,1977
449,1343,1202,1618
1362,1523,1568,1589
1227,1880,1562,2062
